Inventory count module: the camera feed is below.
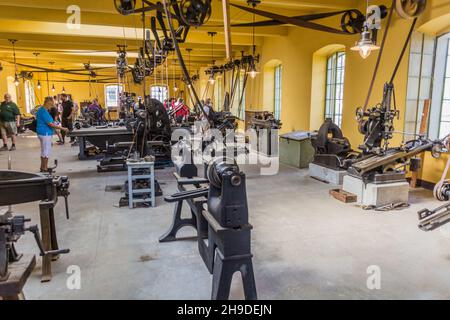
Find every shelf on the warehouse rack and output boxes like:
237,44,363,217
131,175,153,180
132,189,153,194
132,199,154,203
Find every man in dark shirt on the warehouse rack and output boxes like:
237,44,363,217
60,93,74,143
0,93,21,151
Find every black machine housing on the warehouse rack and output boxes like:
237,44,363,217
311,118,353,170
206,158,248,228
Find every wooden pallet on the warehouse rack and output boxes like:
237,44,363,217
329,189,357,203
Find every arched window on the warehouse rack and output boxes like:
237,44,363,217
263,59,282,119
105,84,123,108
150,85,168,102
6,76,18,104
406,31,450,140
274,65,282,120
439,37,450,138
325,51,345,127
24,80,35,114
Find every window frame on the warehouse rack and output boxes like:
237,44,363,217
231,71,246,120
438,38,450,138
324,51,345,127
428,33,450,139
274,64,282,120
104,84,123,108
150,85,168,102
24,80,35,114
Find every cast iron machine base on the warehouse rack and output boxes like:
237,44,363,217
161,158,257,300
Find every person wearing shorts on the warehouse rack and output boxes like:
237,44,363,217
0,93,20,151
36,96,69,172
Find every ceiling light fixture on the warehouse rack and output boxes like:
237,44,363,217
247,0,260,78
351,0,380,59
49,61,56,93
207,32,217,85
9,39,20,86
351,24,380,59
33,52,42,90
209,73,215,85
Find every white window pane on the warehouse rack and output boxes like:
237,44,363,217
423,35,435,55
439,122,450,138
405,100,418,123
325,52,345,126
421,55,434,77
336,85,342,100
444,80,450,100
441,100,450,122
447,58,450,79
325,100,331,115
420,78,432,100
407,77,420,100
409,53,421,77
410,32,423,53
404,122,416,135
326,85,332,99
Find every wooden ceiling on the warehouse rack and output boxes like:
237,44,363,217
0,0,358,78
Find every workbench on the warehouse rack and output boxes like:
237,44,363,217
69,126,133,160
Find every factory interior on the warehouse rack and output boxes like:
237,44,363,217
0,0,450,302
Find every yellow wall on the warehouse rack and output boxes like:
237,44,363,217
250,0,450,183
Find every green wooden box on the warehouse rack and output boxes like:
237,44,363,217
279,131,315,169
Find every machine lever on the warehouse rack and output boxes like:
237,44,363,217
27,225,70,257
164,188,209,203
64,195,70,220
418,203,450,231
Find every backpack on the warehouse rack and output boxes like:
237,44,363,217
28,118,37,133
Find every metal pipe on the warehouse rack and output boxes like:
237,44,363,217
222,0,233,61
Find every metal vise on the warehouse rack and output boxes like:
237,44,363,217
0,214,69,282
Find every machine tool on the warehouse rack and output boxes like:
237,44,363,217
0,214,69,283
162,158,257,300
311,118,355,170
249,112,282,156
0,167,70,282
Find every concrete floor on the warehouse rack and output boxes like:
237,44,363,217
2,133,450,300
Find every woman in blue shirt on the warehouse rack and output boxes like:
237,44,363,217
36,96,69,172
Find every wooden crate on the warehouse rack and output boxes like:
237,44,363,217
329,189,357,203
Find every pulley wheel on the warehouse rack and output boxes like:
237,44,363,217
114,0,137,15
382,164,396,173
395,0,427,19
434,181,450,201
180,0,212,27
340,9,365,34
358,120,368,135
431,144,443,159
